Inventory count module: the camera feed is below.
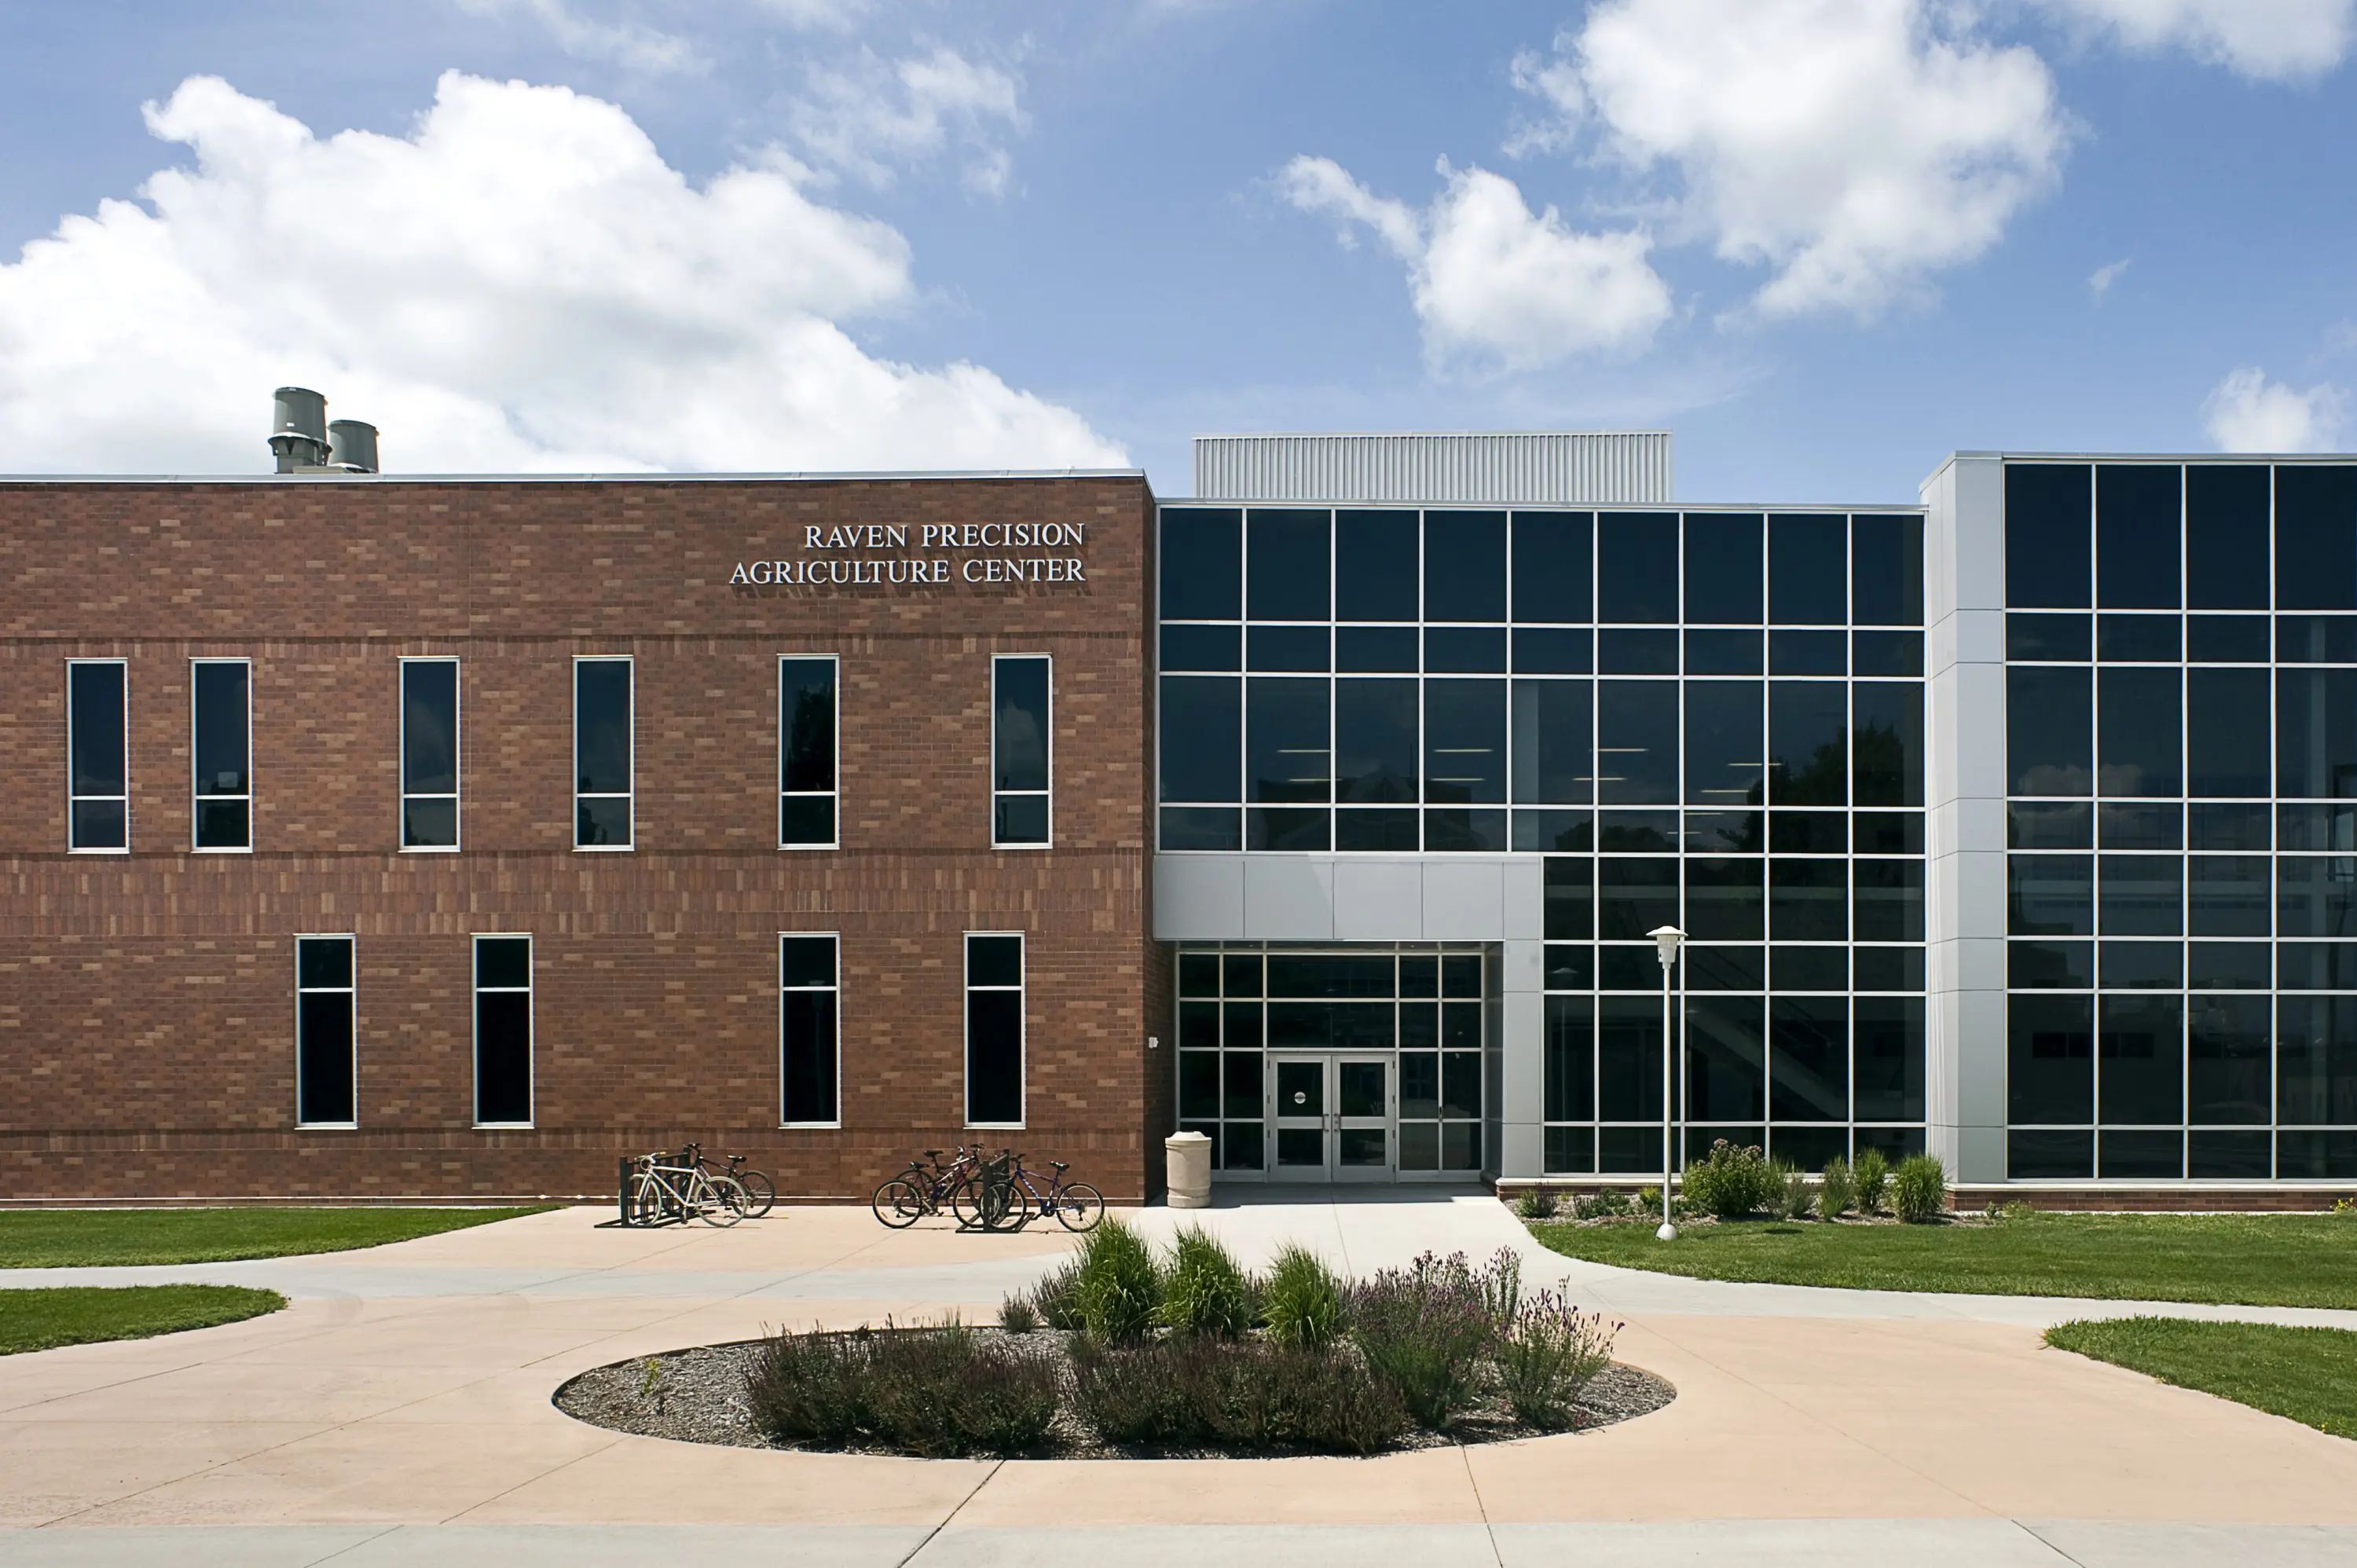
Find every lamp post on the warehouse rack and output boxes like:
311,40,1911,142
1648,925,1685,1241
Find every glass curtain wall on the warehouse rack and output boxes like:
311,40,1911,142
2005,460,2357,1180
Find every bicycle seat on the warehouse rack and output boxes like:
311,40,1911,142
1050,1161,1069,1173
923,1149,942,1157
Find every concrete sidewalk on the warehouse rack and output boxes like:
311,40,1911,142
2,1200,2354,1550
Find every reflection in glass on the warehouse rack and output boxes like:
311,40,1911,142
1424,680,1505,803
1852,515,1924,626
1246,677,1329,803
1597,681,1678,804
2189,856,2270,936
2099,855,2182,936
2096,464,2182,609
1159,676,1240,803
1335,679,1417,803
2099,995,2183,1124
2008,667,2092,796
1684,680,1765,808
2097,668,2181,797
2005,464,2091,609
1688,997,1765,1119
1769,682,1846,805
1769,996,1846,1120
2010,855,2092,935
2276,669,2357,798
2187,669,2270,799
1769,515,1846,624
2009,993,2092,1123
1512,680,1593,804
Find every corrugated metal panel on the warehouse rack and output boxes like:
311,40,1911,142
1190,431,1672,505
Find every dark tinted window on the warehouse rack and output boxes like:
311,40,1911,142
780,934,838,1124
1335,679,1417,804
1769,515,1846,624
993,656,1050,790
1597,512,1677,623
1160,507,1241,620
402,660,457,796
780,658,835,796
2185,467,2270,610
2187,668,2270,798
2278,669,2357,798
1160,676,1240,803
295,936,355,1127
1684,680,1764,808
1768,682,1846,805
1424,680,1505,804
2277,466,2357,610
2008,993,2092,1123
1247,509,1329,621
1246,677,1328,803
1424,511,1505,621
1851,515,1924,626
2096,464,2181,609
1512,680,1592,804
1512,511,1592,622
1597,680,1677,804
473,937,532,1126
1335,510,1418,621
966,934,1024,1124
574,660,632,794
1683,514,1763,624
2098,667,2180,797
1853,683,1923,808
2008,666,2092,796
2006,464,2092,609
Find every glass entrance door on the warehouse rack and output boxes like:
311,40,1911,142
1268,1054,1394,1181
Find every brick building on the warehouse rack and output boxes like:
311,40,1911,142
0,465,1163,1202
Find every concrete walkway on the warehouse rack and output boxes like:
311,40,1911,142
2,1198,2355,1564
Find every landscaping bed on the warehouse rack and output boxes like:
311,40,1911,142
555,1225,1673,1459
0,1206,555,1268
0,1284,285,1354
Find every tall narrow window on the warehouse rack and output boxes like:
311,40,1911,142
401,658,460,850
780,656,838,848
574,657,632,849
295,936,357,1127
966,932,1025,1126
67,660,127,851
781,934,840,1125
992,655,1050,846
192,658,251,851
473,936,533,1127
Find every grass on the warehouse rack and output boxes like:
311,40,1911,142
0,1284,285,1355
2047,1317,2357,1439
1529,1211,2357,1309
0,1206,553,1268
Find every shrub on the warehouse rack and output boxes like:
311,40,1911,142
1157,1225,1254,1338
1514,1189,1559,1220
1776,1160,1813,1220
1816,1156,1854,1220
746,1319,1058,1457
1496,1289,1619,1431
998,1292,1039,1334
1027,1255,1083,1328
1681,1140,1780,1220
1260,1243,1345,1352
1852,1148,1890,1215
1636,1184,1662,1214
1573,1189,1629,1221
1892,1154,1948,1224
1067,1335,1406,1454
1069,1217,1164,1343
1350,1249,1505,1428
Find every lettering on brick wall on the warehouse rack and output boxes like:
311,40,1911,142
728,521,1087,591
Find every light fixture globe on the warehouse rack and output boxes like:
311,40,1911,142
1648,925,1685,969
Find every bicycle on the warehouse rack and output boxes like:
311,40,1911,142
999,1154,1103,1233
688,1146,775,1218
871,1145,983,1229
629,1147,750,1227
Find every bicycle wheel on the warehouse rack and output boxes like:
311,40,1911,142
948,1175,992,1231
872,1177,925,1229
632,1175,666,1228
737,1170,776,1218
701,1175,748,1227
1053,1182,1104,1233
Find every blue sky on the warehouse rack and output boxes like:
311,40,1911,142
2,1,2354,501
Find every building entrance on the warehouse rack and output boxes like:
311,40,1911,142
1268,1053,1393,1182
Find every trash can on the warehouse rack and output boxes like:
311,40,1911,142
1165,1130,1212,1209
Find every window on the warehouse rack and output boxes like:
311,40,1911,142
780,934,840,1124
966,932,1025,1125
192,658,251,851
992,655,1050,846
473,936,533,1127
574,657,632,849
780,656,838,848
401,658,460,850
67,660,127,851
295,936,356,1127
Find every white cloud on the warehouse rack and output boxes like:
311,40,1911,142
1277,156,1673,372
453,0,700,74
2088,257,2130,297
0,72,1125,474
787,44,1028,196
751,0,872,29
1516,0,2069,322
2201,367,2350,452
2031,0,2355,80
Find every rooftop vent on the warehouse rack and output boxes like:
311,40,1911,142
269,387,379,474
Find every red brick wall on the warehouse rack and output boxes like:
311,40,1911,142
0,475,1158,1203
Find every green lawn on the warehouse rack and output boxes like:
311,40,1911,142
0,1206,552,1268
0,1284,285,1355
2047,1317,2357,1439
1529,1212,2357,1309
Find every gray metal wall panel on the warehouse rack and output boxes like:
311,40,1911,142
1191,432,1673,505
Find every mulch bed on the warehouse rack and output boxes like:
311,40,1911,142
554,1328,1677,1460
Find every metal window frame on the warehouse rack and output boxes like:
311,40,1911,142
989,654,1053,850
778,654,841,852
294,933,359,1130
572,655,634,852
963,929,1026,1129
65,658,129,854
471,932,535,1129
398,656,462,854
189,656,254,854
779,930,842,1128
